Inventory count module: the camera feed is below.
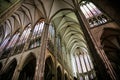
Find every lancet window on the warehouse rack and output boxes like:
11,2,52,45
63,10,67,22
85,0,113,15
29,21,44,49
14,24,31,54
1,32,20,58
47,24,55,52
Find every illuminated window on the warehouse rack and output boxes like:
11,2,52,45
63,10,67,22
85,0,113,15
47,24,55,52
14,24,31,54
29,21,44,49
75,55,82,73
75,51,95,80
57,37,61,52
80,1,109,27
7,33,20,49
1,32,20,58
80,54,87,72
48,24,55,44
87,53,93,69
56,36,62,58
80,76,84,80
0,37,10,52
17,25,31,45
85,75,89,80
84,54,91,71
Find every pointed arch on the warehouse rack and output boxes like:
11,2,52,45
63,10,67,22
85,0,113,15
18,53,36,80
44,56,55,80
57,66,62,80
0,58,17,80
64,73,68,80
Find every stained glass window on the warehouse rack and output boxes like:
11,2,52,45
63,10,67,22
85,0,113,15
89,2,102,14
87,54,93,69
14,24,31,54
18,25,31,45
1,32,20,58
80,54,87,72
0,37,10,52
80,76,84,80
29,21,44,49
75,54,92,73
90,74,94,79
85,75,89,80
84,54,91,71
80,1,109,27
75,51,95,80
80,6,89,18
7,33,20,49
57,37,61,53
83,5,93,18
75,55,82,73
56,36,62,59
48,24,55,44
31,21,44,39
47,24,55,52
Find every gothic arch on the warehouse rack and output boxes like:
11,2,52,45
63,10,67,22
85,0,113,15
64,73,68,80
100,28,120,79
14,24,32,54
20,52,36,68
18,53,36,80
0,58,17,80
1,29,20,59
57,66,62,80
44,56,55,80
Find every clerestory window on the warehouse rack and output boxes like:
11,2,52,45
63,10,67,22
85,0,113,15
1,32,20,58
14,24,31,54
74,50,95,80
29,21,44,49
80,1,109,27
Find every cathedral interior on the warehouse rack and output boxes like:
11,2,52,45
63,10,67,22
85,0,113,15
0,0,120,80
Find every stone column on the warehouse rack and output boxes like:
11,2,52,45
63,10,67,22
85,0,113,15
34,22,49,80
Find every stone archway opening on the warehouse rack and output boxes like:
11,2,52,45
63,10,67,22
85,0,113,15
0,59,17,80
57,66,62,80
64,73,68,80
18,55,36,80
44,56,55,80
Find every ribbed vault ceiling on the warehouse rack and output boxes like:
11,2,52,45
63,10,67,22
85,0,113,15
1,0,90,54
